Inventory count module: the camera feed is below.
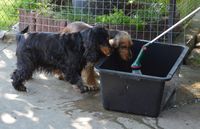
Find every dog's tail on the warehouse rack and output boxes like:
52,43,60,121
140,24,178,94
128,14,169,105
16,26,29,44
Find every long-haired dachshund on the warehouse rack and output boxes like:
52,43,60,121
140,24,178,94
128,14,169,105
11,26,111,93
58,21,133,89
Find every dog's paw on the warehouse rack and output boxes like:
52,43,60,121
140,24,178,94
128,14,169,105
80,85,99,93
14,85,27,92
87,85,99,91
79,86,88,93
58,75,65,80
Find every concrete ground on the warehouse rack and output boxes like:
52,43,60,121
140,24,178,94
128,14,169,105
0,41,200,129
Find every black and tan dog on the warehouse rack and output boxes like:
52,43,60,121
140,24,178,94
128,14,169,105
11,26,111,93
58,21,133,88
62,22,133,61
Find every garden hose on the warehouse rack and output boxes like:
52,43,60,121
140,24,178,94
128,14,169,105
131,6,200,74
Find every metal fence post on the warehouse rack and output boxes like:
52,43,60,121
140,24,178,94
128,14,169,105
168,0,176,44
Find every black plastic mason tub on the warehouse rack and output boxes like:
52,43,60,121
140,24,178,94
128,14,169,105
95,40,189,117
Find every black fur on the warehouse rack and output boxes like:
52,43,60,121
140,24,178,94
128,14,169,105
11,26,110,93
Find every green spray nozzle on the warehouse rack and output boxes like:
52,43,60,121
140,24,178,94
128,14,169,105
131,43,149,74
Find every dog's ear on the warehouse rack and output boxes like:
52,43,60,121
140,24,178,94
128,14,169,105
62,33,85,55
81,26,110,62
83,48,99,62
80,28,94,46
80,28,101,62
108,30,121,48
109,39,119,48
80,28,97,62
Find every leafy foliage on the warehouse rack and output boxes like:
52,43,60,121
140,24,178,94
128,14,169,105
96,8,144,30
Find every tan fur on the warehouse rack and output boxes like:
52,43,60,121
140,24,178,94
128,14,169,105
112,31,133,60
61,21,92,33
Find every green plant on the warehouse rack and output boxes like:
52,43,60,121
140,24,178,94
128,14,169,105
0,0,37,29
18,1,53,15
177,0,200,18
0,0,20,29
51,7,95,23
96,8,144,30
128,0,168,22
135,4,167,22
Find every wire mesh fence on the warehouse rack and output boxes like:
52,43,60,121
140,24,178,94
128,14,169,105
0,0,200,41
